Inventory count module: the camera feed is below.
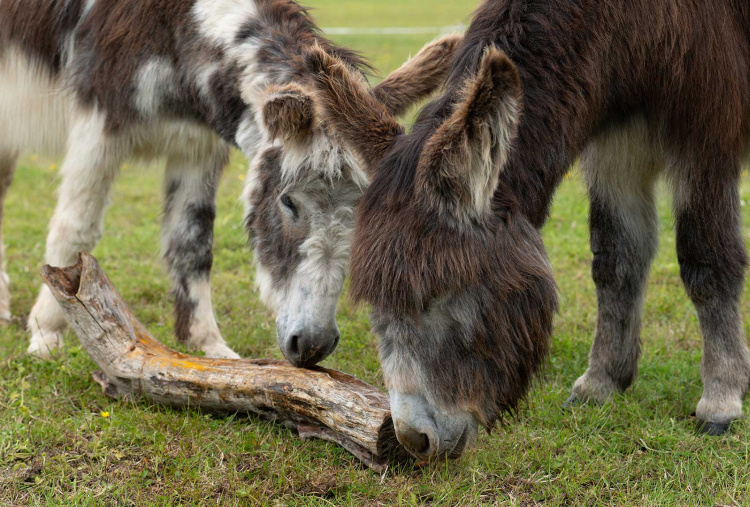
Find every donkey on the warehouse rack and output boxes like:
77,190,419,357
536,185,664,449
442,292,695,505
0,0,461,363
305,0,750,459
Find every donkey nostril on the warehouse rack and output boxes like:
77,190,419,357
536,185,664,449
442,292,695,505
289,335,300,356
397,424,431,457
412,433,430,455
285,331,337,367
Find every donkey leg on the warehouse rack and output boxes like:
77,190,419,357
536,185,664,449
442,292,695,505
0,151,18,323
672,158,750,435
162,146,238,359
27,111,123,359
569,124,659,404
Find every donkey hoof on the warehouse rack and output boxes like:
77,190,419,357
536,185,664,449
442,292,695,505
698,420,731,436
562,394,583,409
27,331,64,360
202,343,241,360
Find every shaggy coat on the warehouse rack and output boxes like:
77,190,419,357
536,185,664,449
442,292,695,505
307,0,750,442
0,0,461,362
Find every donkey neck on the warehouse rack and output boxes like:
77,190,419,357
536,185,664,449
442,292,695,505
470,0,750,228
455,0,615,228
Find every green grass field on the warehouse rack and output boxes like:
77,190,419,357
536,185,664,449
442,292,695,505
2,1,750,505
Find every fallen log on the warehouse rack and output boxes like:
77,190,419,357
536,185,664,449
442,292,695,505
41,252,409,471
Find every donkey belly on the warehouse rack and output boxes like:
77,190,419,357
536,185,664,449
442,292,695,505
0,47,72,157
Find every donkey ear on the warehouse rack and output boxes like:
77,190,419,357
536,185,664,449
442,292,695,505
416,46,521,221
305,44,403,170
372,33,463,118
259,84,315,143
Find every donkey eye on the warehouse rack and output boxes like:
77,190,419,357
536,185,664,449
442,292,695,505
279,194,298,217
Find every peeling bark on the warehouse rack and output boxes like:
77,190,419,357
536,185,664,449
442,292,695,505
42,252,409,471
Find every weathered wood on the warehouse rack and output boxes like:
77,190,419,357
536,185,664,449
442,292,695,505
41,252,409,471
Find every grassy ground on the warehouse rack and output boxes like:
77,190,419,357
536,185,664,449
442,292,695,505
2,1,750,505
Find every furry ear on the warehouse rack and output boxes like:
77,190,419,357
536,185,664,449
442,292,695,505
260,84,315,143
372,33,463,118
305,44,403,170
416,46,521,222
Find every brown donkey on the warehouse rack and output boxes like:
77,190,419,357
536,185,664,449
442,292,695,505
306,0,750,459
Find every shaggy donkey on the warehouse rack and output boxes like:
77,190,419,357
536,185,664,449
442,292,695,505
306,0,750,459
0,0,460,363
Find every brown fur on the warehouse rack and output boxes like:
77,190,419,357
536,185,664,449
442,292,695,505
308,0,750,429
251,0,371,80
261,84,315,143
416,47,521,221
307,43,557,425
371,33,464,118
0,0,85,73
71,0,198,131
306,45,404,169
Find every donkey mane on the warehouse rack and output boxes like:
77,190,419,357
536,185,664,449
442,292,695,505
248,0,372,80
359,0,750,231
357,0,594,230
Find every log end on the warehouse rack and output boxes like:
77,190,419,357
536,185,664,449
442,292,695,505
41,257,84,302
376,416,415,467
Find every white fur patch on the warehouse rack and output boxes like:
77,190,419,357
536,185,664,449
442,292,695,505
582,116,662,241
186,278,224,348
193,0,263,101
45,107,123,268
241,149,265,226
134,57,178,117
194,60,221,101
280,132,368,188
0,47,72,156
296,206,354,296
254,260,281,311
468,95,519,218
193,0,258,46
82,0,97,17
235,111,264,156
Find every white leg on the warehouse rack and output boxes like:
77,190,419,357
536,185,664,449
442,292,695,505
0,151,18,323
27,110,124,359
162,147,238,358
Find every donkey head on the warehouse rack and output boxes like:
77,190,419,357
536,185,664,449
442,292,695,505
306,45,558,459
242,34,463,367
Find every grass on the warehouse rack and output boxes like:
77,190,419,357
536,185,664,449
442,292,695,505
2,1,750,505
